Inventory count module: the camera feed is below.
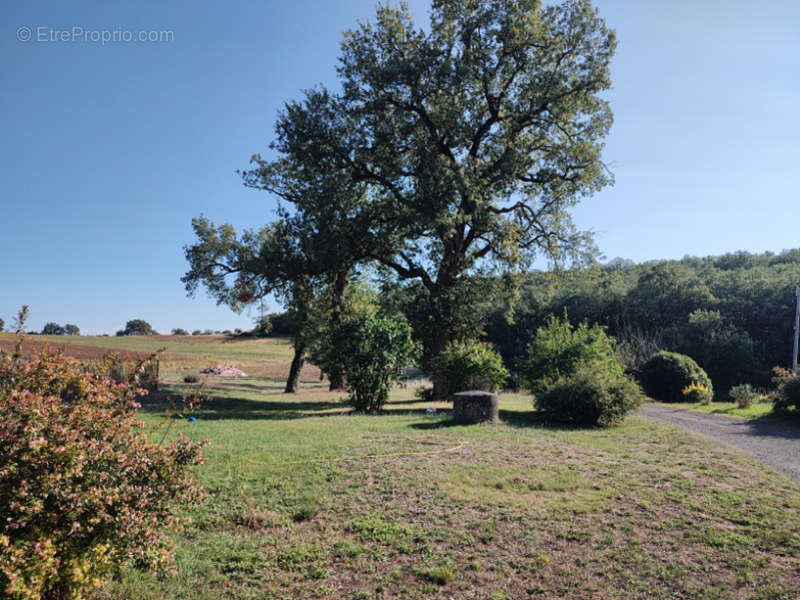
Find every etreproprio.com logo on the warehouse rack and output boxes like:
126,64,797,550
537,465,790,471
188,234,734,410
16,26,174,45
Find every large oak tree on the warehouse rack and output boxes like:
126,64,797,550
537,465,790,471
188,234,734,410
240,0,615,397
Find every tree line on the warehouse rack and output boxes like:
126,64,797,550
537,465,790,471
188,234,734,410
484,250,800,397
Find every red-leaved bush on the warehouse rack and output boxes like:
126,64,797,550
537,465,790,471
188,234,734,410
0,348,206,600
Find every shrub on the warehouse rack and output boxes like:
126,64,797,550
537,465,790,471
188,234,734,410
682,381,712,404
332,313,417,413
171,328,189,336
729,383,759,408
534,368,645,427
771,367,800,414
183,374,200,384
666,309,756,398
521,315,623,394
638,351,713,403
0,348,205,600
433,340,508,396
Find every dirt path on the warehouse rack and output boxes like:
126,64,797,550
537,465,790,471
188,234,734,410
640,403,800,484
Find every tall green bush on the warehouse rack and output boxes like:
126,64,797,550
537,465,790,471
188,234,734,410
522,315,643,426
332,313,417,413
521,315,623,393
639,351,713,403
433,341,508,396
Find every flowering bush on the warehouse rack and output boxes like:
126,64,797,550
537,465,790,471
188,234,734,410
682,381,713,404
0,348,206,600
639,351,713,403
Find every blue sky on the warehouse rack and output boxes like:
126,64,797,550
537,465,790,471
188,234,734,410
1,1,798,334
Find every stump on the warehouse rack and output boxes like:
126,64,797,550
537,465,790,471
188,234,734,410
452,391,499,424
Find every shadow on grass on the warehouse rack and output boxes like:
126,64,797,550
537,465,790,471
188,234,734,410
139,394,347,421
197,380,326,393
407,409,603,432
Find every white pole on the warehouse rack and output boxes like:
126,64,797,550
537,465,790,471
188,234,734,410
793,285,800,373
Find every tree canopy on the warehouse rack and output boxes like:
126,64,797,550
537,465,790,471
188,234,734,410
41,322,66,336
117,319,156,336
185,0,617,397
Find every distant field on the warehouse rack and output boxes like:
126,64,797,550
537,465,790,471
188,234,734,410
0,333,322,381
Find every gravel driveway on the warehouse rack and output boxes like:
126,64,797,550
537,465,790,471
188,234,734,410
640,403,800,484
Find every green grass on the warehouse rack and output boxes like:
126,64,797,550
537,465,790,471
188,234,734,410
90,377,800,598
656,400,775,420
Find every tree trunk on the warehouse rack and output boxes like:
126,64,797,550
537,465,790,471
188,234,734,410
427,253,461,401
285,339,305,393
327,268,348,391
425,284,456,401
430,326,452,401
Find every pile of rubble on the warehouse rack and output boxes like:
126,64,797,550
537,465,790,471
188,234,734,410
200,364,248,377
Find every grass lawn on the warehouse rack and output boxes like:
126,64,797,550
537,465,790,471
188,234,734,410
96,387,800,598
655,401,775,420
7,335,800,598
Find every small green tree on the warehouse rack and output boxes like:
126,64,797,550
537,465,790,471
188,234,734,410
171,328,189,335
332,313,417,413
41,322,66,335
308,281,380,392
64,324,80,336
0,317,5,332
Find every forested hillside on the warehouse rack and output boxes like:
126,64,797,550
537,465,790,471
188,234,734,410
486,249,800,397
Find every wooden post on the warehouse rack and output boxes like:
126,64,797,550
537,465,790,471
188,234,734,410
793,285,800,373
